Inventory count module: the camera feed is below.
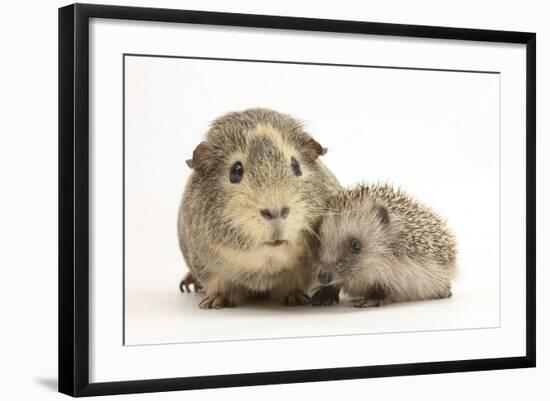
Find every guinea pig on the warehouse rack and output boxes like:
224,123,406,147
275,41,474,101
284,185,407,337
178,108,340,309
311,184,457,307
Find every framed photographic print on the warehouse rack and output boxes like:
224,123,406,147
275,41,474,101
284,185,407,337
58,3,536,397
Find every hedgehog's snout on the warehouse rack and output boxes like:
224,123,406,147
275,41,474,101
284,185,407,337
318,271,334,285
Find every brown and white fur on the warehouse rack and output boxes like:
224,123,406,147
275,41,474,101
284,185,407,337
178,108,340,309
311,184,457,308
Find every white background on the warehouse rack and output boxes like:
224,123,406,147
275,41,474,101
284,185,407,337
0,0,547,400
124,56,501,345
91,14,526,383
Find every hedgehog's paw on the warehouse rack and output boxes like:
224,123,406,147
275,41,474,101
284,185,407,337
199,294,235,309
437,287,453,299
311,285,340,306
353,297,386,308
282,290,310,306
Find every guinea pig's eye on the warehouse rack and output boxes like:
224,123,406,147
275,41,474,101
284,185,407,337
229,161,244,184
291,157,302,176
350,239,362,254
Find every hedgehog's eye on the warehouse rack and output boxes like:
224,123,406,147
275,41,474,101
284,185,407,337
291,157,302,176
350,239,362,254
229,161,244,184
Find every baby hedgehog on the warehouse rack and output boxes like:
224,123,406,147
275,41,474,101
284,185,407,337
312,184,457,308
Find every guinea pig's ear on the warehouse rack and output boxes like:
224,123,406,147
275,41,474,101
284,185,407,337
186,141,211,170
304,136,328,160
374,204,390,226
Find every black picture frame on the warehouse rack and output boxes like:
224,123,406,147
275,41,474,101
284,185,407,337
59,3,536,397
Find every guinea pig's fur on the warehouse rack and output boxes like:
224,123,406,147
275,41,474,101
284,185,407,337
178,108,340,309
312,184,457,308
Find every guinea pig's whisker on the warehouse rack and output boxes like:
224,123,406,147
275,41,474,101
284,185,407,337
302,225,321,242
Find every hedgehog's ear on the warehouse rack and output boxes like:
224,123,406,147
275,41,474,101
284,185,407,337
186,141,211,170
374,205,390,226
304,136,328,160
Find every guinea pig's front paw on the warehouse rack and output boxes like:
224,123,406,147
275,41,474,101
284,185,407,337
179,272,204,293
199,294,235,309
311,285,340,306
352,297,386,308
282,290,310,306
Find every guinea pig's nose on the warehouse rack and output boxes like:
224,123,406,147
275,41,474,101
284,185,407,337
280,206,290,219
318,271,333,285
260,207,290,220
